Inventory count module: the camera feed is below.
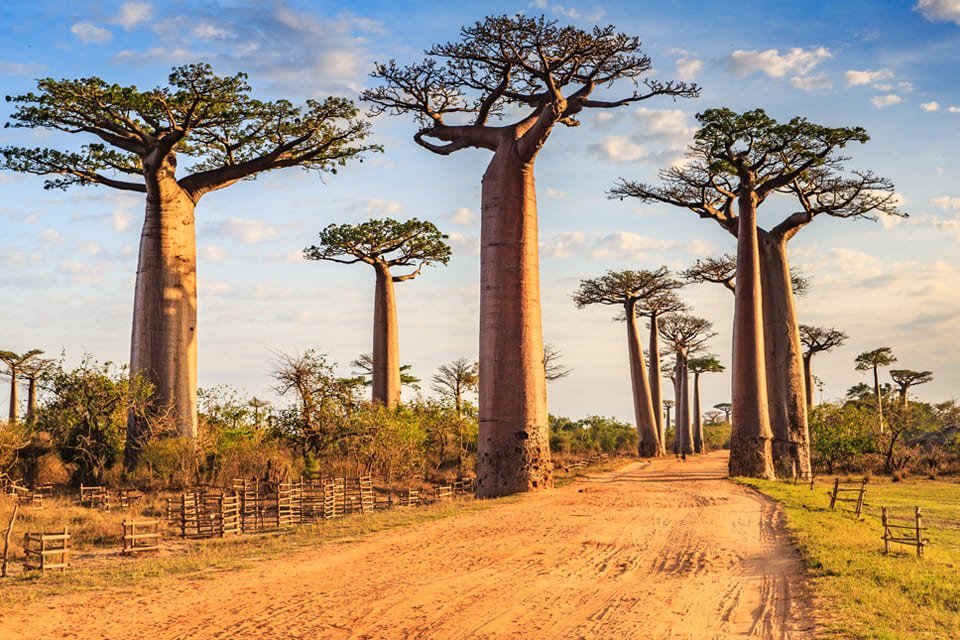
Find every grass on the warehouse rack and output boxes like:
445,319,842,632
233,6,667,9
740,474,960,639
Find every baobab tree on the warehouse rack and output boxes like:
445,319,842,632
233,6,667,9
638,284,686,448
799,325,848,410
572,269,677,456
613,108,901,478
684,253,810,296
363,14,697,496
889,369,933,408
714,402,732,423
663,399,675,431
0,64,376,465
304,218,451,407
855,347,898,431
19,356,56,426
350,353,422,392
658,315,716,455
0,349,44,424
688,356,725,453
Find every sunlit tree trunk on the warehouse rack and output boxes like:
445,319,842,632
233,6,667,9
677,355,693,455
649,313,665,453
476,144,552,497
729,189,775,478
26,377,38,425
372,262,401,408
126,166,198,466
627,300,661,457
7,369,17,424
758,231,810,479
873,365,885,433
692,370,703,453
803,352,815,412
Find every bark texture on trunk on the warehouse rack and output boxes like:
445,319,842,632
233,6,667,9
126,172,198,465
7,371,17,424
803,353,814,412
627,301,661,458
26,379,37,425
729,189,774,478
874,366,885,434
372,262,401,408
476,145,552,497
678,355,693,455
758,232,810,479
648,314,665,453
692,371,703,453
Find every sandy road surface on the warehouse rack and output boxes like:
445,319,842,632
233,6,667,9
0,451,814,639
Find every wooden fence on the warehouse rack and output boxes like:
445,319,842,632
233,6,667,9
23,527,70,573
167,489,241,539
828,478,867,517
122,519,162,554
882,506,928,558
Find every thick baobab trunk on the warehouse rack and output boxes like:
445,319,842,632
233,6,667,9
758,232,810,479
126,174,198,467
26,378,38,425
729,190,774,478
692,371,703,453
6,370,17,424
626,301,660,458
476,145,552,497
372,262,401,408
649,314,665,453
803,353,814,411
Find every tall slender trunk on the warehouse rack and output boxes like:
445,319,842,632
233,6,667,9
692,371,703,453
803,353,814,412
678,354,693,455
729,188,774,478
26,378,37,425
672,366,683,454
7,369,17,424
476,144,552,497
126,172,198,467
899,387,908,409
372,262,401,408
758,231,810,479
648,313,665,453
626,301,660,457
874,366,885,434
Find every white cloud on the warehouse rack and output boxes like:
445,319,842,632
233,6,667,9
949,106,960,113
201,245,227,261
39,229,62,244
921,101,940,111
675,57,702,81
112,211,132,232
70,22,113,44
727,46,831,78
192,22,230,40
354,198,403,216
528,0,605,22
791,74,833,91
915,0,960,26
545,188,566,200
541,232,588,258
208,218,278,244
931,195,960,211
113,2,153,30
590,231,675,261
589,136,648,163
870,94,902,108
446,207,475,226
844,68,894,86
0,61,45,75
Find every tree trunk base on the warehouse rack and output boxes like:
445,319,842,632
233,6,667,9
638,439,661,458
476,424,553,498
729,435,774,478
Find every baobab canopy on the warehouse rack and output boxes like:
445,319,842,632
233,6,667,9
0,63,377,464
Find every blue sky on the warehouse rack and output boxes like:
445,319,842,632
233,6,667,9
1,0,958,422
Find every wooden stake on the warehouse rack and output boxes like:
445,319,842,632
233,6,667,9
1,503,19,577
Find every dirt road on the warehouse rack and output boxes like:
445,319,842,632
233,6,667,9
0,451,814,639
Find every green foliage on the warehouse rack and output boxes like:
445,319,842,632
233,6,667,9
34,357,153,484
549,414,637,456
2,63,378,191
855,347,898,372
810,403,877,474
304,218,451,271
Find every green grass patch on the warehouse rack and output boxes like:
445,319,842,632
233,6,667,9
0,497,505,607
740,475,960,639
